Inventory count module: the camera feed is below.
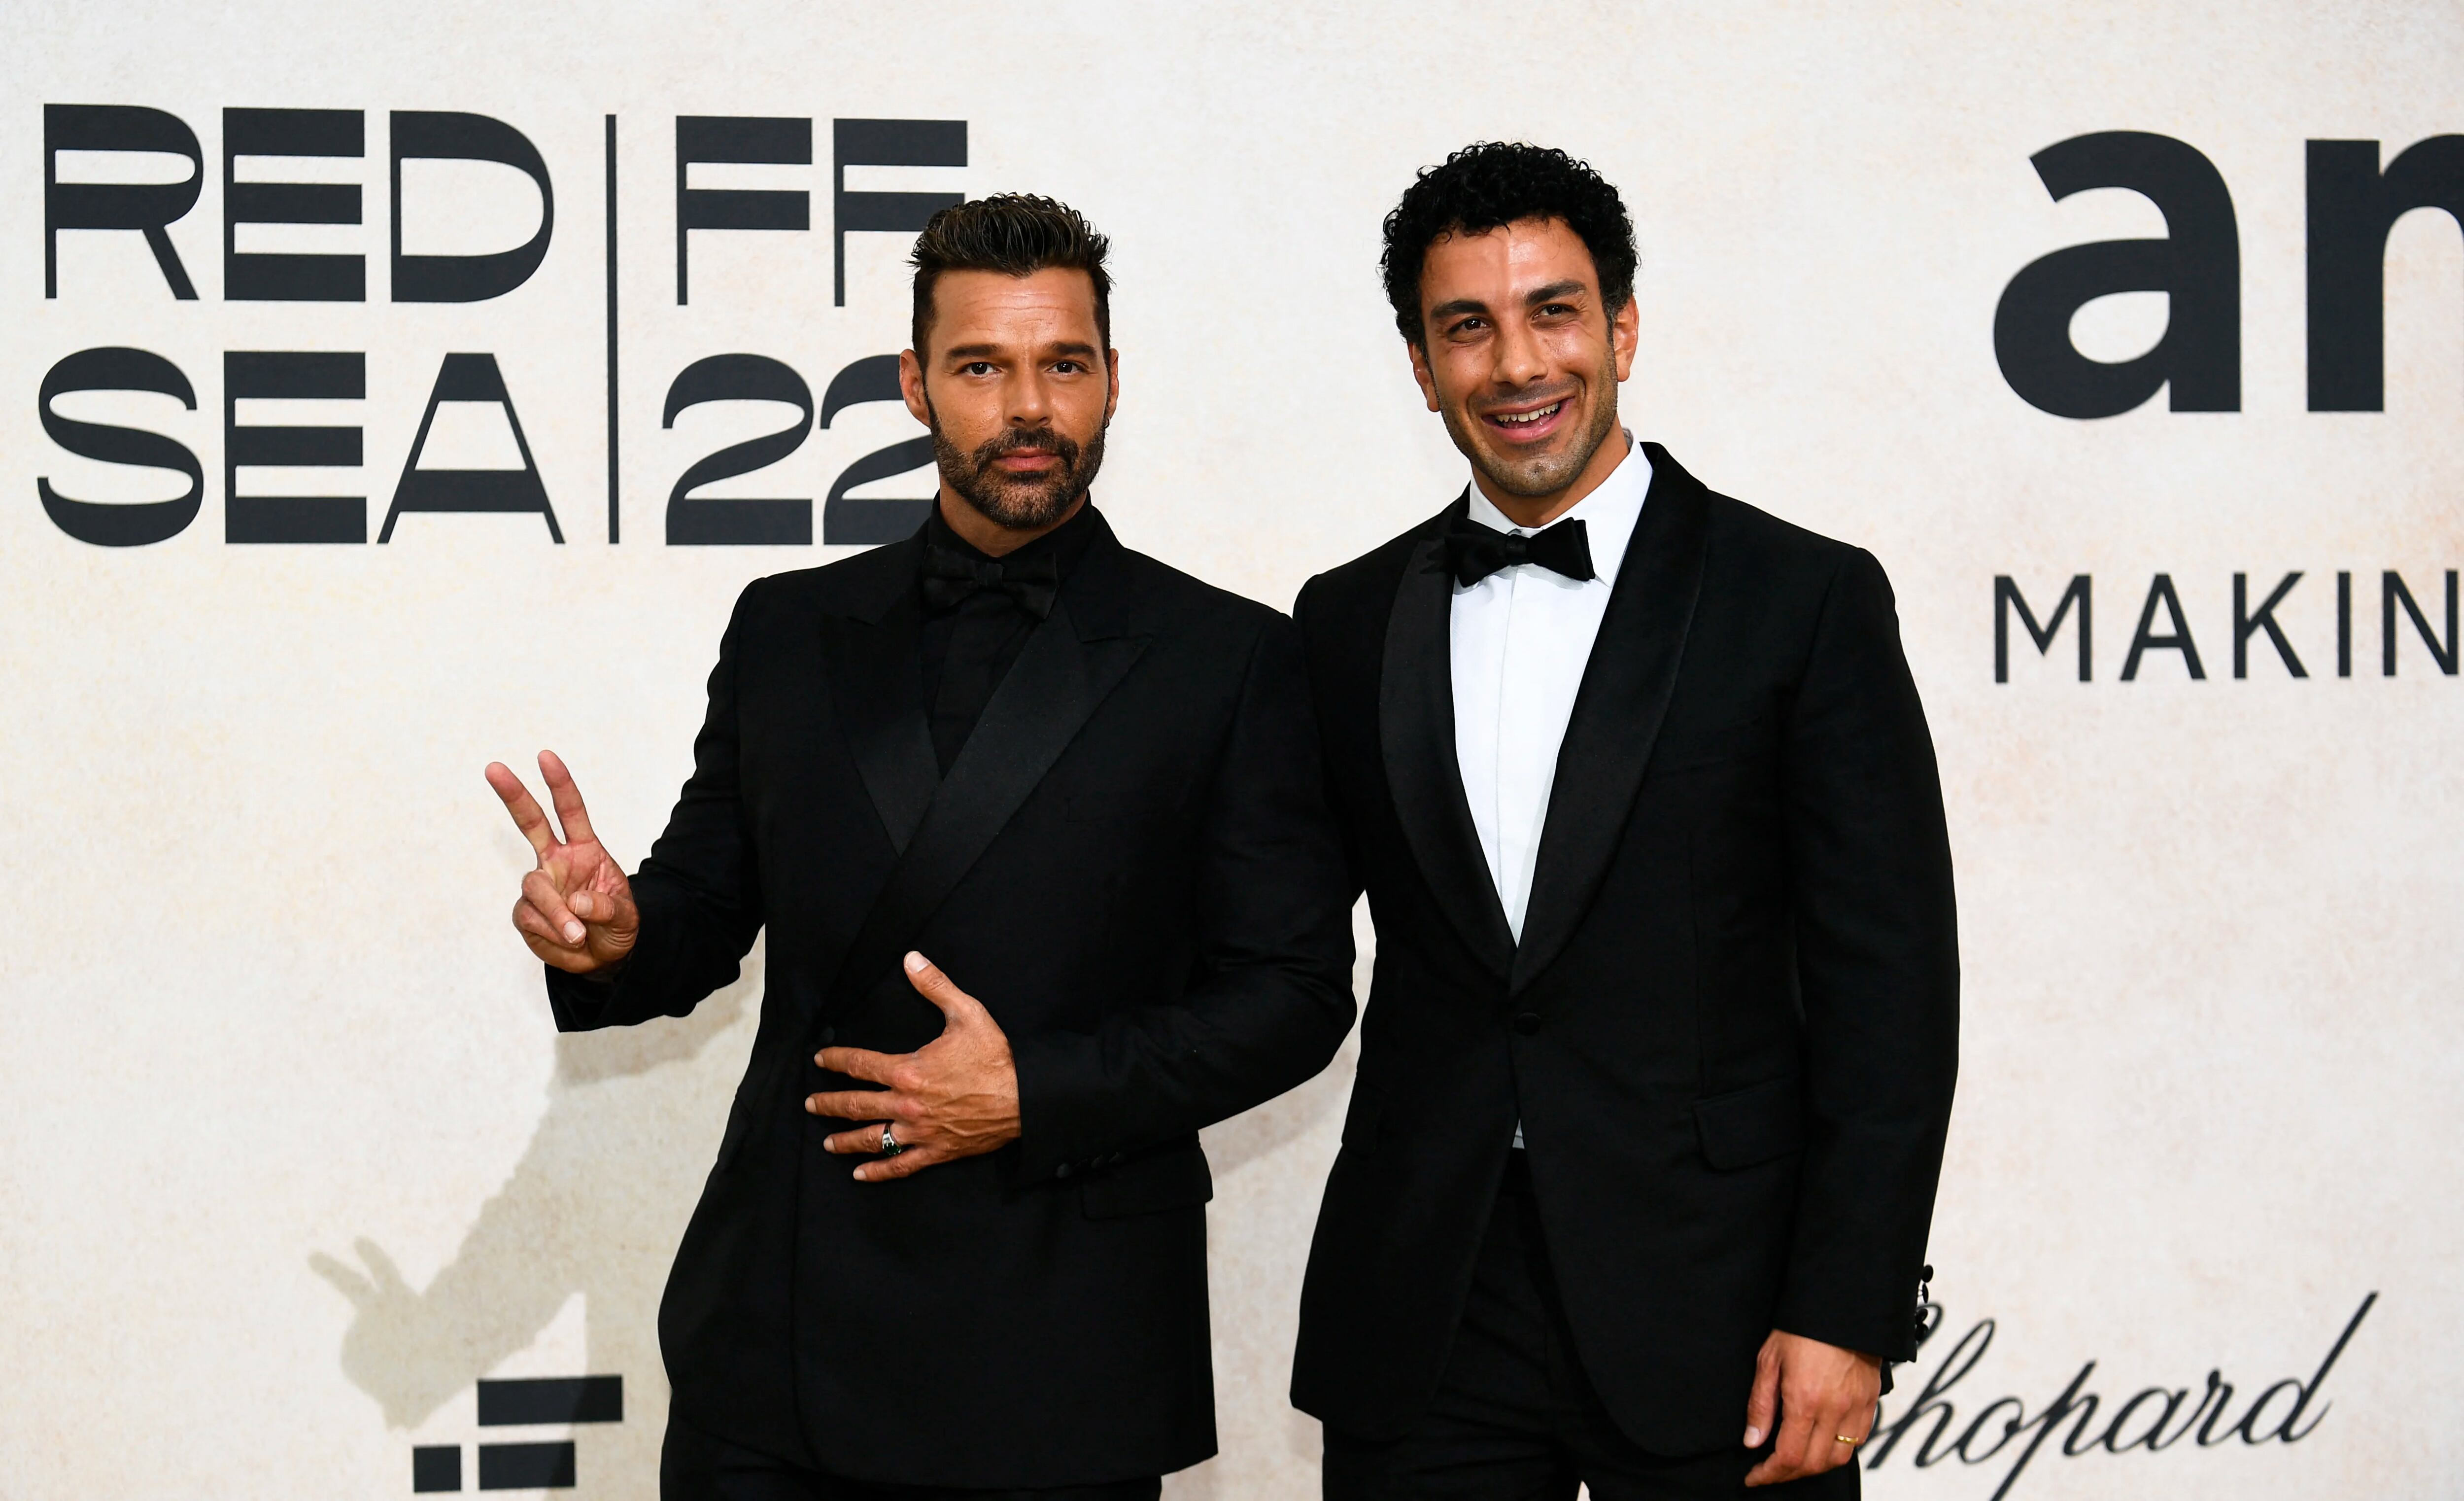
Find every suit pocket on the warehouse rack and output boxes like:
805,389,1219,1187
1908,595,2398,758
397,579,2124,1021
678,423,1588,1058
1080,1141,1215,1220
1692,1076,1806,1170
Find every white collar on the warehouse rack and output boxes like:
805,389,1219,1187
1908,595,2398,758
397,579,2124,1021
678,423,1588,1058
1463,433,1651,587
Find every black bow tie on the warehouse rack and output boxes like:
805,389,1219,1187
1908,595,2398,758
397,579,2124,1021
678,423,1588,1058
1440,515,1595,587
922,542,1061,620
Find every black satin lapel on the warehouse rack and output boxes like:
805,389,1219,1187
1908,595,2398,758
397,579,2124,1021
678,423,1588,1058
1511,460,1712,993
1380,526,1516,979
835,598,1149,995
822,589,939,857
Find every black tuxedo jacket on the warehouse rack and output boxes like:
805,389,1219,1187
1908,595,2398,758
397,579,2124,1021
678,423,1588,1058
547,511,1355,1489
1289,446,1958,1455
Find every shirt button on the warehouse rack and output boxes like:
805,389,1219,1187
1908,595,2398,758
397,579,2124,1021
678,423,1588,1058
1055,1163,1075,1180
1513,1012,1542,1036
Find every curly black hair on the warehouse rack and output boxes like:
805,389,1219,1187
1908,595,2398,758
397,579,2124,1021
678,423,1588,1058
1380,142,1637,346
910,194,1112,357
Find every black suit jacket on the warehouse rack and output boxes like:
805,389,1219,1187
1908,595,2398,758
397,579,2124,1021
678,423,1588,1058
547,511,1355,1488
1289,446,1958,1455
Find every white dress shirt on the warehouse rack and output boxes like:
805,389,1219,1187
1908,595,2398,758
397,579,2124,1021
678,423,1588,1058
1451,435,1651,939
1450,436,1651,1148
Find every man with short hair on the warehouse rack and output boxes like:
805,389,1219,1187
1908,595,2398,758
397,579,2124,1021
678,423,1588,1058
486,194,1356,1500
1292,143,1959,1497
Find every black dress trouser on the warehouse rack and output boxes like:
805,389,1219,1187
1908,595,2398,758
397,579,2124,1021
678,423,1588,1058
1323,1153,1858,1501
659,1415,1161,1501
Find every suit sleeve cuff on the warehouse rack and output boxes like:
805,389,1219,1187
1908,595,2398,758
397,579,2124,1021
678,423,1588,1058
1008,1029,1130,1183
544,964,628,1032
1774,1282,1924,1366
538,893,705,1033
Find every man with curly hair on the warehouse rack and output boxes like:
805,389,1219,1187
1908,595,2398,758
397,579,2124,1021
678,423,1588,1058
1290,143,1960,1497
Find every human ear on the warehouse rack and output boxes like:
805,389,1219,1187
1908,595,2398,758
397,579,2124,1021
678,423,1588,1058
1407,339,1441,414
899,348,932,428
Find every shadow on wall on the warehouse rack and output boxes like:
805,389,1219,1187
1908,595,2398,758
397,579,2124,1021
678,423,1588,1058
306,920,1360,1501
309,942,763,1494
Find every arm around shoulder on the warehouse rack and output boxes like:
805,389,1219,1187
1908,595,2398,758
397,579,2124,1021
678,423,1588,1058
1010,611,1357,1180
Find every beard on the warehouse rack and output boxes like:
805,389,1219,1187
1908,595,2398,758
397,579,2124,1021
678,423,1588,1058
1442,346,1622,500
928,407,1108,531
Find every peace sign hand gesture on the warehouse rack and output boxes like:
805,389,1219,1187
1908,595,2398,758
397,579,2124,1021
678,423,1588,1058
485,750,639,974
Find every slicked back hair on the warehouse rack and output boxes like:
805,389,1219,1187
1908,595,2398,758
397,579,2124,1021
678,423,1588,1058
909,194,1113,360
1381,142,1638,347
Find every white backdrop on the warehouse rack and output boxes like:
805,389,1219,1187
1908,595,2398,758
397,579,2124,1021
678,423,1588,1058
5,3,2460,1498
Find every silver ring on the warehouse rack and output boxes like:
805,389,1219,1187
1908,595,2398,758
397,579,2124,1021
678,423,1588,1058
879,1125,904,1156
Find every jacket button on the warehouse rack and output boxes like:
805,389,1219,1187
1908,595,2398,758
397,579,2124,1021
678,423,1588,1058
1513,1012,1542,1036
815,1026,836,1048
1054,1163,1074,1180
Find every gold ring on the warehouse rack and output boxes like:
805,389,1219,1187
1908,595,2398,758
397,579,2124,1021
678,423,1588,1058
1834,1434,1858,1446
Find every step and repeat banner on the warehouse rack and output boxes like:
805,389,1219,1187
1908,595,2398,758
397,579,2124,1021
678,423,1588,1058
4,2,2458,1497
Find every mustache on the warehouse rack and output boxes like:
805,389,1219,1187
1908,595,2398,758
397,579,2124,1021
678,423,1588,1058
971,425,1080,472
